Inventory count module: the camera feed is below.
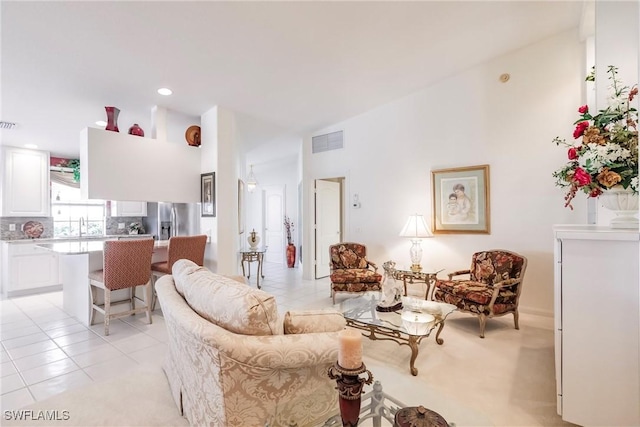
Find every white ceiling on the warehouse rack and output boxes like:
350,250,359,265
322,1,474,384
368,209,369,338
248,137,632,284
1,1,582,160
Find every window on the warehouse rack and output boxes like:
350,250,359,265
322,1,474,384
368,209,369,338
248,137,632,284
51,182,105,237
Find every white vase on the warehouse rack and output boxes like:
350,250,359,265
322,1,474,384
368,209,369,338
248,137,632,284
599,186,639,229
248,229,260,249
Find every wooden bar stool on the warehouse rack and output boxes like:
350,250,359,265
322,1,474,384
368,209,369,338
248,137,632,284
89,239,154,336
151,235,207,309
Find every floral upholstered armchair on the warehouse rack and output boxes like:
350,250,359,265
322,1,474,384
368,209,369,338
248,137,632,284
330,242,382,303
433,250,528,338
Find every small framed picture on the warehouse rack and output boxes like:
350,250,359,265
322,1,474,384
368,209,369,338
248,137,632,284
238,179,245,234
431,164,490,234
201,172,215,217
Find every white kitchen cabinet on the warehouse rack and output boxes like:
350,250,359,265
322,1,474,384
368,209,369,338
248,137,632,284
1,242,61,297
111,201,147,217
554,225,640,426
1,146,50,217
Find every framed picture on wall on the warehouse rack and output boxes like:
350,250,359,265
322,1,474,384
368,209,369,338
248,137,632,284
431,164,490,234
238,179,245,234
201,172,215,217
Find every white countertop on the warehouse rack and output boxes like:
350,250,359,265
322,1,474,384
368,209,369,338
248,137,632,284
38,238,167,255
2,234,154,244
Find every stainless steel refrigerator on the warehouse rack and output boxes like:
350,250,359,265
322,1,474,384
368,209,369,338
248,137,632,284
144,202,201,241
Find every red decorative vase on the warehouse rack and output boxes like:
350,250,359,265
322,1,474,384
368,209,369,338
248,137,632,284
286,244,296,268
105,106,120,132
128,123,144,137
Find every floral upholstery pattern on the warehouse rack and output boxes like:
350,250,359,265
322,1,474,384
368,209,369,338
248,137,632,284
330,243,382,303
156,265,341,427
433,250,527,338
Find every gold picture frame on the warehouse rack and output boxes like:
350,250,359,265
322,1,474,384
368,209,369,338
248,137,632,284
431,164,490,234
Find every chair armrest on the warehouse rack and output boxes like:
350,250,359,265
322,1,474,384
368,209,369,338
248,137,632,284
447,269,471,280
491,277,521,289
367,260,378,271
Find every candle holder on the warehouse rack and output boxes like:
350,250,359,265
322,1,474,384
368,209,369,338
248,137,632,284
327,362,373,427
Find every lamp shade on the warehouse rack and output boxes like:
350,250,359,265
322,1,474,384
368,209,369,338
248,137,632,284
399,214,432,238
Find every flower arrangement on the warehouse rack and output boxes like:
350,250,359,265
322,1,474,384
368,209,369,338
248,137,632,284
284,216,294,245
128,222,142,233
553,65,638,209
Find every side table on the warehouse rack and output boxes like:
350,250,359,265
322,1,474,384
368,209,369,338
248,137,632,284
239,246,267,288
320,381,454,427
383,261,444,300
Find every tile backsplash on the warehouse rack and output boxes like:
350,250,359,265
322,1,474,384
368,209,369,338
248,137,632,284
0,216,143,240
0,217,54,240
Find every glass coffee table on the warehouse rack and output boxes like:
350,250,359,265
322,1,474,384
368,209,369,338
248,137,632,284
337,292,456,376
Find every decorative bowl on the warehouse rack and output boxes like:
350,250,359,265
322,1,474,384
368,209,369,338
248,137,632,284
401,310,435,335
401,297,443,317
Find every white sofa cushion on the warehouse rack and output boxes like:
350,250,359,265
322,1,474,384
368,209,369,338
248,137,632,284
283,309,346,334
172,259,279,336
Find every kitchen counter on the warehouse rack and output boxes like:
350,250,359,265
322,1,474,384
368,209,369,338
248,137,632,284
2,234,154,244
38,238,167,255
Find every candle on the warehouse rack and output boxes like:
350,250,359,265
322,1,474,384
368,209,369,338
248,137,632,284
338,329,363,369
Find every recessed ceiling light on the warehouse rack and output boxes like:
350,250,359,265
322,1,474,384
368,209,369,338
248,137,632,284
157,87,172,96
24,144,38,149
96,120,107,127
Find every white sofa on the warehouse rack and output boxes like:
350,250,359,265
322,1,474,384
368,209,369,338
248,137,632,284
156,259,346,427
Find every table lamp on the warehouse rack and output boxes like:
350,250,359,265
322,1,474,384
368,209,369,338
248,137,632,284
399,214,433,272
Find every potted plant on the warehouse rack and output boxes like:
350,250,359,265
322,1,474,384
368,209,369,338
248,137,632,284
284,216,295,268
128,222,142,235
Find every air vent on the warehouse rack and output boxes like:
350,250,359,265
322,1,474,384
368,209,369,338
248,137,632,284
312,130,343,153
0,121,17,130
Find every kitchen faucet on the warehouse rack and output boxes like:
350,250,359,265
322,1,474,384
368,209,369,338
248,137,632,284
79,217,85,238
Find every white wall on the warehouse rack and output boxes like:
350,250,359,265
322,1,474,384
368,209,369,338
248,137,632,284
303,29,585,315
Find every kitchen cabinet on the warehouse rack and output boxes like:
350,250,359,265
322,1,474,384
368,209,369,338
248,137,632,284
1,146,50,217
1,242,61,297
553,225,640,426
111,201,147,217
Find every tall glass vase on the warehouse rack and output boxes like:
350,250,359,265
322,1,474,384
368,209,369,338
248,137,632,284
105,106,120,132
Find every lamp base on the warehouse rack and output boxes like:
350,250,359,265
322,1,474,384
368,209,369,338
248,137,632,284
410,264,422,273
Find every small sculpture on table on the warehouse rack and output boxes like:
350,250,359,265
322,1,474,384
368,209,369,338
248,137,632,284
376,261,403,312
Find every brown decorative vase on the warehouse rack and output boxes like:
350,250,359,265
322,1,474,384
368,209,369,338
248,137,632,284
286,243,296,268
105,106,120,132
128,123,144,137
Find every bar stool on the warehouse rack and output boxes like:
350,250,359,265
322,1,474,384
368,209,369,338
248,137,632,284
89,239,155,336
151,235,207,309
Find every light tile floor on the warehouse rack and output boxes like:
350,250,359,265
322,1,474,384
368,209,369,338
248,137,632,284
0,262,329,412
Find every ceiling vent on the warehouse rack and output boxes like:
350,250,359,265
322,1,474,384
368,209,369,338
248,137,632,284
312,130,343,154
0,121,17,130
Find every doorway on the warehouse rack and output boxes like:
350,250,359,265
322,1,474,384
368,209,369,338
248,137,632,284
314,178,343,279
263,186,285,264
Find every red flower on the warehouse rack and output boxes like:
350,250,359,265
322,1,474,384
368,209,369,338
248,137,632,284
573,121,589,139
578,105,589,114
573,167,592,186
568,147,578,160
589,188,602,197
